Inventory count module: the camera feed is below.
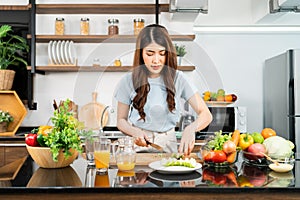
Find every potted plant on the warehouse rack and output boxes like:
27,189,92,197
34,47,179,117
0,24,29,90
174,43,187,66
0,110,14,133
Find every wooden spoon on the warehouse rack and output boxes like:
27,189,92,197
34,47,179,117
261,152,279,166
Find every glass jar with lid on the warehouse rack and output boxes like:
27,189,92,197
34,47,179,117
108,19,119,35
80,17,89,35
55,17,65,35
115,136,136,171
133,18,145,35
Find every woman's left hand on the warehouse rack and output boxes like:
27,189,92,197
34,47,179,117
178,125,196,156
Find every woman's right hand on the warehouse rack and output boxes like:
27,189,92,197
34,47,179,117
133,130,151,147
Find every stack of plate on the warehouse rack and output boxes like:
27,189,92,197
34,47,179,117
48,40,77,65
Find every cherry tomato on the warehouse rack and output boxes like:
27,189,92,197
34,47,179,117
211,150,227,163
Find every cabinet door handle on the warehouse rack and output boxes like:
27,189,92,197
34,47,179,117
0,143,26,147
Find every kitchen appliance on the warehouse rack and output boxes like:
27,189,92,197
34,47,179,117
264,49,300,159
196,106,247,139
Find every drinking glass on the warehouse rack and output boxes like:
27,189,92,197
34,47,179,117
84,135,99,166
94,137,111,174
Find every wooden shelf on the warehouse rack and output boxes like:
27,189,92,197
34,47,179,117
28,34,195,43
0,4,31,11
36,4,169,14
27,66,195,72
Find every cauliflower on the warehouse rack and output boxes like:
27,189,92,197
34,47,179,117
263,136,294,159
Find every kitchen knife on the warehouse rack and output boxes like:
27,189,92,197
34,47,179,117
145,140,164,152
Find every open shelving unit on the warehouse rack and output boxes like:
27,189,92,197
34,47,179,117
4,1,196,110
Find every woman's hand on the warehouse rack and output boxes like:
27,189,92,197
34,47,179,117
133,130,151,147
178,125,196,156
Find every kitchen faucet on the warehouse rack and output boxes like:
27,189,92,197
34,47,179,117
99,105,114,135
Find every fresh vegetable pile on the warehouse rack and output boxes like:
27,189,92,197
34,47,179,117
25,99,83,161
203,130,240,165
203,128,295,165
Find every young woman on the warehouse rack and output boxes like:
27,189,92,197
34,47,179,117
114,24,212,155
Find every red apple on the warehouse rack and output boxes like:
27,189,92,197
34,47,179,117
247,143,266,158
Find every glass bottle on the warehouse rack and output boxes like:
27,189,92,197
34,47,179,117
80,17,90,35
133,18,144,35
115,136,136,171
108,19,119,35
55,17,65,35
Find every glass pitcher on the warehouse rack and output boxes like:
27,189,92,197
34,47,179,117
115,136,136,171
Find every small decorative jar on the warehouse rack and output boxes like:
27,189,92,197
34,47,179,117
133,18,144,35
55,17,65,35
114,59,122,67
80,17,89,35
108,19,119,35
115,136,136,171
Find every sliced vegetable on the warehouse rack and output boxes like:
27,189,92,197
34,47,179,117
161,157,197,168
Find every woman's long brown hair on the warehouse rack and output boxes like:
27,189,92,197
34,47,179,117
132,24,177,121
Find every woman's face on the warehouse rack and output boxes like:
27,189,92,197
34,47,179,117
142,42,166,78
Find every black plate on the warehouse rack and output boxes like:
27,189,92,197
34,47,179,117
149,170,201,182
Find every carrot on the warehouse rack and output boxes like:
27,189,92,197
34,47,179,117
226,171,238,187
227,151,237,163
231,130,240,146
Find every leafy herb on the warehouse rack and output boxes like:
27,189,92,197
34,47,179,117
0,110,14,124
44,99,82,161
207,131,232,150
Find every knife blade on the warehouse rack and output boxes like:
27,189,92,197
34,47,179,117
145,140,164,152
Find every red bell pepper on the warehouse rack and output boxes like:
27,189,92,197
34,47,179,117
25,133,39,146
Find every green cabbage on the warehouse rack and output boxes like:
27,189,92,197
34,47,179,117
263,136,294,159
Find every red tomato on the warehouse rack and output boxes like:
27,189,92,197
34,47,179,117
211,150,227,163
204,150,216,162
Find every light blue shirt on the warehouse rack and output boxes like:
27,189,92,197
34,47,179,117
114,71,197,132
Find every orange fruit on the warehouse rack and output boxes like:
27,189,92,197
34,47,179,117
261,128,276,139
225,95,233,102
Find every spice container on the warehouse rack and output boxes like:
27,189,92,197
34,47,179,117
80,18,89,35
55,18,65,35
133,18,144,35
108,19,119,35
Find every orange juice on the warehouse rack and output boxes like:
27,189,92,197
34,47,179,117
117,170,135,177
94,173,110,187
117,162,135,171
94,151,110,169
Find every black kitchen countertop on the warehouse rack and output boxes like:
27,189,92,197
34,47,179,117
0,152,300,198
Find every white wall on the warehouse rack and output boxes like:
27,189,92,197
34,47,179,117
7,0,300,133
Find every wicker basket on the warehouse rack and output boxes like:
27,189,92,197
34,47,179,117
0,70,15,90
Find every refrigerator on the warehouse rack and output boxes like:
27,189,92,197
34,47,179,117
264,49,300,159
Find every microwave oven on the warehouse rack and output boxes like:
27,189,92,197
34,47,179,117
196,106,247,139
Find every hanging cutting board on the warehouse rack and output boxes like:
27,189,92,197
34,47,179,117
78,92,108,130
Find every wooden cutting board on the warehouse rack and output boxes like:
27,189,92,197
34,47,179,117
110,153,201,166
78,92,108,130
